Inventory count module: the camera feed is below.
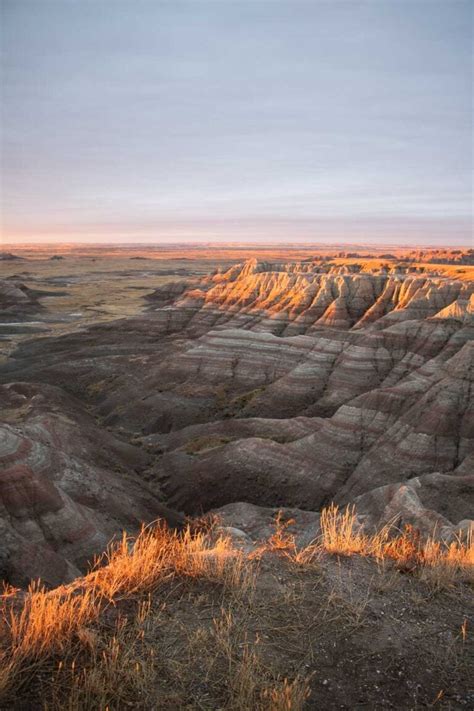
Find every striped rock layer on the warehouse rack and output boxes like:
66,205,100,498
1,260,473,582
0,383,182,586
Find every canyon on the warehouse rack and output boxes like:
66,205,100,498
0,246,473,585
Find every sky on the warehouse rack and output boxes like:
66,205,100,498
1,0,472,246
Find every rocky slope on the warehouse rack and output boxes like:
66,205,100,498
0,382,182,586
0,280,44,322
1,259,473,583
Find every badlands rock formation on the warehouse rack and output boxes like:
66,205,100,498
0,280,44,322
0,382,182,586
1,258,473,583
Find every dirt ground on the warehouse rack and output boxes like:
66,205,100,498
5,549,472,711
140,553,473,710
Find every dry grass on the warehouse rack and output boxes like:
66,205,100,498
167,603,312,711
320,504,375,556
0,505,472,709
0,582,101,700
87,521,254,600
45,603,157,711
262,677,312,711
261,504,473,586
4,583,98,659
0,521,251,705
322,505,474,584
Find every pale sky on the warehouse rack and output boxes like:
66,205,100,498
1,0,472,245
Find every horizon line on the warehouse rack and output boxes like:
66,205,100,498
3,239,473,249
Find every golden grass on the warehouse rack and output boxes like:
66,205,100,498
86,521,251,600
5,582,98,659
263,504,473,582
323,505,474,576
0,505,472,708
320,503,372,555
0,521,249,702
262,676,312,710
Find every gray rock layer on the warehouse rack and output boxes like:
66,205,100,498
1,260,473,583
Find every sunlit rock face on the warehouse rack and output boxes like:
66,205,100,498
1,259,473,582
159,259,473,335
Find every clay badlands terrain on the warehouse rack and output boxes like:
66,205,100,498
0,244,473,709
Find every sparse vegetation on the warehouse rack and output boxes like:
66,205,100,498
0,506,472,709
230,386,266,412
253,505,473,585
184,435,234,455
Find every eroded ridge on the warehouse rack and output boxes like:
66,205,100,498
1,258,473,587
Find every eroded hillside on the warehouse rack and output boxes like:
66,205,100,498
1,253,473,585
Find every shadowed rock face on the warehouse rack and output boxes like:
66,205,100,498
0,383,183,587
1,259,473,582
0,281,43,322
